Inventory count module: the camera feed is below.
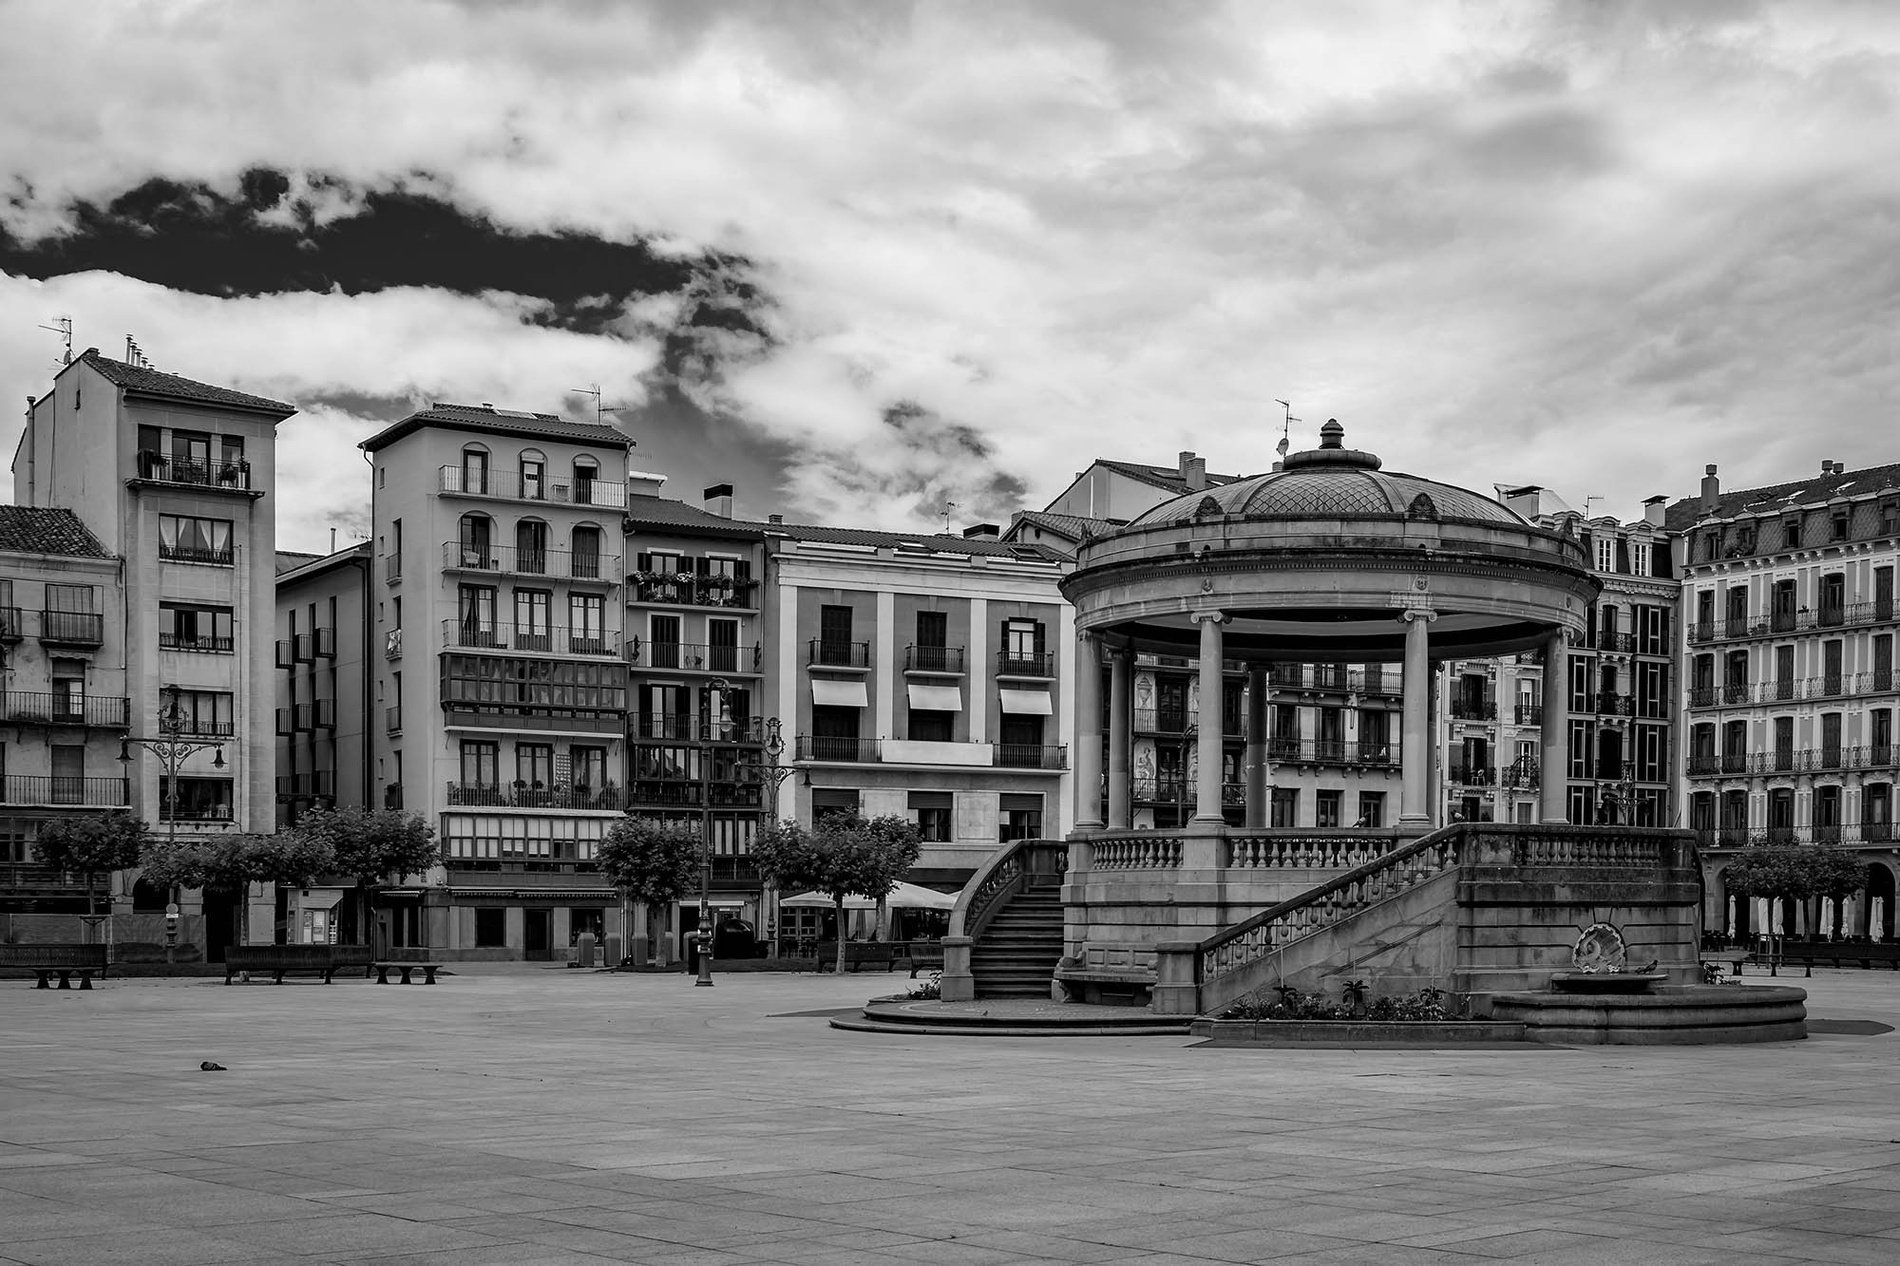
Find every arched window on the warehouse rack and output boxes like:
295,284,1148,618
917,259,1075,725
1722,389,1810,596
573,457,599,506
519,449,546,501
461,446,490,495
515,519,548,574
571,524,601,580
458,513,493,568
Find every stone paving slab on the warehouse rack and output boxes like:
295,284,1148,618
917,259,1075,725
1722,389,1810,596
3,968,1900,1262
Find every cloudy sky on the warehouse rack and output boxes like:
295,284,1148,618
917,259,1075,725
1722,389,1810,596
3,1,1897,552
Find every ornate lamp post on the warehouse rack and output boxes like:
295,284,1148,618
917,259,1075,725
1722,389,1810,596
693,692,795,987
119,683,226,962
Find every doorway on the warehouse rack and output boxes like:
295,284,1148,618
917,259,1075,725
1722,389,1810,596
524,908,553,961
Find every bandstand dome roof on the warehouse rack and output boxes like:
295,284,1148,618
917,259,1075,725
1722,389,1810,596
1126,420,1528,529
1062,420,1597,662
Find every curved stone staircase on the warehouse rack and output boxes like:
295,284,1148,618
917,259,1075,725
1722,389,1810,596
969,881,1064,998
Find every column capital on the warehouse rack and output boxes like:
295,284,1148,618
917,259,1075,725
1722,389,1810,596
1190,609,1228,625
1399,607,1437,623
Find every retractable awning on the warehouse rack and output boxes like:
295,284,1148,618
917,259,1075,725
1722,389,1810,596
811,678,869,708
907,683,963,711
998,688,1053,715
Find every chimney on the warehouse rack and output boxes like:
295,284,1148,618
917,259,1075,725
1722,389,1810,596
1499,485,1543,519
1179,450,1207,491
1699,464,1720,514
767,513,783,526
1643,495,1668,527
1821,458,1835,474
962,523,1000,539
703,482,733,518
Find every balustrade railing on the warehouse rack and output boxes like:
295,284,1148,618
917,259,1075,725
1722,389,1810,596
1224,833,1393,871
1090,835,1184,870
949,837,1067,941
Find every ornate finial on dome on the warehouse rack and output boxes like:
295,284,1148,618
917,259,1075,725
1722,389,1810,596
1319,419,1345,449
1281,418,1382,472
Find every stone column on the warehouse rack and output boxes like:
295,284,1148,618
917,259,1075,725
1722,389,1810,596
1107,646,1133,829
1540,628,1570,823
1399,609,1436,829
1191,611,1227,825
1245,664,1269,829
1072,629,1105,831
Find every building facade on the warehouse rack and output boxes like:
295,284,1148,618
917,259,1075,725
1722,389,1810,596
13,350,292,954
1671,460,1900,938
362,404,634,959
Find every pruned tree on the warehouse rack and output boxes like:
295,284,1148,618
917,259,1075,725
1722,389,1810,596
596,817,703,966
753,814,922,972
1723,845,1867,937
282,807,438,947
33,812,149,918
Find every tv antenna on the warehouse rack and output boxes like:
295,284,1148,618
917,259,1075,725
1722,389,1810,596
941,501,958,533
1584,495,1603,518
38,316,73,367
1273,399,1299,460
573,383,634,441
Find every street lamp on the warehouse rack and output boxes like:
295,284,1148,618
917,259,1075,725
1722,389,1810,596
694,688,795,988
120,683,226,962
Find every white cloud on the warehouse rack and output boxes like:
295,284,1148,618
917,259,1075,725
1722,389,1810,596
3,0,1900,529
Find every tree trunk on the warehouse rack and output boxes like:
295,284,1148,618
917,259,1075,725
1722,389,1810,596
834,895,847,974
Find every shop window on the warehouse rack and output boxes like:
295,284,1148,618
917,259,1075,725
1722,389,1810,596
474,908,507,947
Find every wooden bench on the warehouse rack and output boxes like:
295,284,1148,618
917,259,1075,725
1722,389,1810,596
902,940,945,978
371,961,444,984
223,944,364,984
814,941,899,973
1774,942,1900,977
0,943,108,990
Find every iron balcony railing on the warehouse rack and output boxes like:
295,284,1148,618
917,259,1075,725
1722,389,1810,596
1133,709,1194,735
161,632,234,653
1500,760,1541,790
276,772,334,798
630,715,767,743
808,639,871,668
441,542,622,583
1589,693,1634,716
1,692,130,727
630,573,759,608
1686,753,1751,777
1,776,130,806
439,464,630,508
1446,763,1495,786
1597,632,1636,653
39,610,105,646
1690,673,1891,709
622,782,763,810
1311,667,1350,691
796,736,882,763
906,645,966,673
1514,703,1543,725
632,640,762,672
445,782,625,810
1347,669,1399,697
996,743,1068,770
158,543,234,566
1689,601,1894,643
1697,822,1899,848
440,619,618,657
1449,699,1496,721
1131,778,1248,805
134,452,253,490
1264,739,1398,768
997,650,1055,677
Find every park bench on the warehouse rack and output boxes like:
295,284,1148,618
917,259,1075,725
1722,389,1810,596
814,941,899,973
223,944,371,985
371,961,445,984
902,940,945,978
0,943,108,990
1774,942,1900,977
1053,965,1153,1006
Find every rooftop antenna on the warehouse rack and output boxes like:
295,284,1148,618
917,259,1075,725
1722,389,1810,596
1584,495,1603,518
941,501,958,533
573,383,634,442
39,316,73,367
1273,399,1299,461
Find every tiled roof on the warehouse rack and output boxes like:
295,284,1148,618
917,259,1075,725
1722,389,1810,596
275,550,324,574
1094,459,1244,496
771,521,1069,561
1663,462,1900,531
360,402,631,453
1005,510,1116,556
621,497,768,539
0,507,115,559
78,349,295,416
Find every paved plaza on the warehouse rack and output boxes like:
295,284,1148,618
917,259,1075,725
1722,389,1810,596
4,967,1900,1264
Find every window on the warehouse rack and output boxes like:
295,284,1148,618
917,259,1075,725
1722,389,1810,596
571,525,602,579
162,777,234,821
573,458,599,505
516,743,555,790
1629,539,1651,577
1001,618,1046,673
819,605,854,664
461,741,499,787
515,520,548,573
1354,791,1385,829
51,659,85,721
474,908,507,948
1782,515,1801,549
462,447,490,495
999,793,1043,842
158,514,234,565
571,746,608,793
812,788,860,822
909,707,955,743
1594,534,1615,573
916,610,948,648
649,613,681,668
910,791,952,843
1315,789,1343,829
171,689,234,736
51,744,84,804
458,585,499,646
1819,573,1846,625
514,589,551,650
520,450,546,500
1270,787,1298,828
171,429,211,479
1831,508,1850,541
567,593,604,654
708,619,740,673
160,602,234,652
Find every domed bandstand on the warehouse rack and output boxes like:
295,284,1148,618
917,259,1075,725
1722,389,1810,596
942,424,1731,1030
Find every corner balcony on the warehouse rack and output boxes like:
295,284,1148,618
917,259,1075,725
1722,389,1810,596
441,542,622,585
441,619,620,658
131,453,259,496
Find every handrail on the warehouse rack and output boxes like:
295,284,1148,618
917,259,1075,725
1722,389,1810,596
948,836,1067,941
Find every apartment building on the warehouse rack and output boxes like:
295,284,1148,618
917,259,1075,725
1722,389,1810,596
768,524,1074,944
621,482,772,962
13,350,292,954
362,404,633,959
1670,460,1900,938
0,509,128,915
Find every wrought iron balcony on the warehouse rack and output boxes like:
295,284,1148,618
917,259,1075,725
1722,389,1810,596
630,573,758,608
1449,699,1496,721
39,610,104,646
631,640,761,672
1,775,130,807
996,743,1068,770
906,645,965,673
134,452,254,490
439,464,629,508
441,542,622,583
440,619,619,657
1,692,129,727
796,736,881,763
1514,703,1543,725
445,782,624,810
809,639,871,668
997,650,1055,677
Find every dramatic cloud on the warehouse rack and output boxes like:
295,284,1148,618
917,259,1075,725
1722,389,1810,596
3,0,1899,547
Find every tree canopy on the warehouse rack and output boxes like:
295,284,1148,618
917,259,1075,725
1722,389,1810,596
596,817,703,908
287,807,439,886
139,830,336,894
753,814,923,972
32,812,149,913
1723,845,1868,901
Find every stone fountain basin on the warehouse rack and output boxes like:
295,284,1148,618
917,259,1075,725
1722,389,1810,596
1490,983,1808,1045
1548,970,1667,994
